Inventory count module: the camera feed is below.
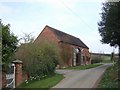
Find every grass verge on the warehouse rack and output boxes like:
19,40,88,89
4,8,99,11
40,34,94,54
98,63,119,88
101,56,113,63
19,73,63,89
63,63,102,70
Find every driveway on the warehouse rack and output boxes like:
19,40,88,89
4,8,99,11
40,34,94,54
53,63,112,88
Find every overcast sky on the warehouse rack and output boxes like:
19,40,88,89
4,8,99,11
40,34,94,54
0,0,118,54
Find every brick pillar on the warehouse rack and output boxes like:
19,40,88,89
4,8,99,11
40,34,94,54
12,60,23,87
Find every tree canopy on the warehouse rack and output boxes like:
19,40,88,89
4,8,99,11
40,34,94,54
98,2,120,59
98,2,120,46
1,20,18,66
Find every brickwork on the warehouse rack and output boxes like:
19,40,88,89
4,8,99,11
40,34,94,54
34,25,91,67
14,63,22,86
2,72,6,88
35,26,60,46
12,60,23,87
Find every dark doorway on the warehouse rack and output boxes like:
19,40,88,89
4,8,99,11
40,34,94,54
76,53,79,64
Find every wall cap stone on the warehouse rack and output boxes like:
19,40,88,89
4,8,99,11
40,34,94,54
12,60,23,64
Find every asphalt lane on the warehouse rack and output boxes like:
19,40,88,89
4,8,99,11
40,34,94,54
53,63,112,88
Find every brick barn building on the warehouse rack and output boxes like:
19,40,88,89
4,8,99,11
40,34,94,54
34,25,91,67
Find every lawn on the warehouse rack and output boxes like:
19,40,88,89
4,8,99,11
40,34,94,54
98,63,118,88
63,63,102,70
19,73,63,89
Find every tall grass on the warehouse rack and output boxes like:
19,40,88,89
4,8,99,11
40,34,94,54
98,62,119,88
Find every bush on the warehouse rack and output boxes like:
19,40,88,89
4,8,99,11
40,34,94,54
15,41,60,78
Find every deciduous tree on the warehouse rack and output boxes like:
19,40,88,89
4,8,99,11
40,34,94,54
98,2,120,60
15,40,60,78
1,20,18,68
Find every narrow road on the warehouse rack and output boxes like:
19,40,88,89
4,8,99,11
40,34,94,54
53,63,112,88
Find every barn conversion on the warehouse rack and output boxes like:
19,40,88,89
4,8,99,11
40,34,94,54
34,25,91,67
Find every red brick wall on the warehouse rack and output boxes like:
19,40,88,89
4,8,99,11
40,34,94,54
58,43,90,67
34,27,90,67
83,48,90,64
34,27,60,46
2,63,23,88
15,63,23,86
70,45,90,66
58,42,73,67
2,72,7,88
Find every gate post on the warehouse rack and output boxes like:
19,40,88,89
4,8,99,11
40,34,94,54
12,60,23,87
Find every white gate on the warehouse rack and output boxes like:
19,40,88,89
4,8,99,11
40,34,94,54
6,64,15,88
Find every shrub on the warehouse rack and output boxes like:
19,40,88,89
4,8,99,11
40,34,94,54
15,41,60,78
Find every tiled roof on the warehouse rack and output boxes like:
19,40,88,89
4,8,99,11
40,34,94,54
46,25,89,49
